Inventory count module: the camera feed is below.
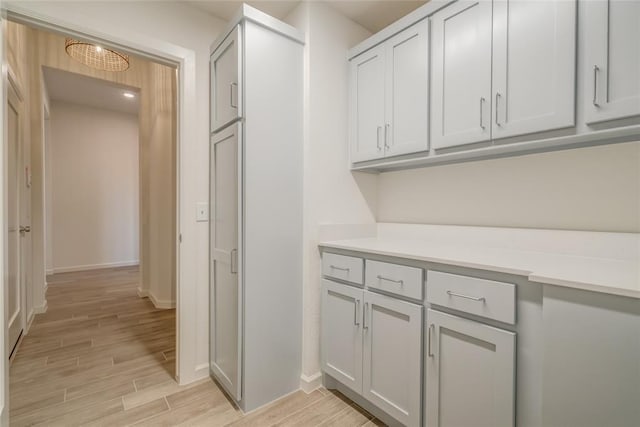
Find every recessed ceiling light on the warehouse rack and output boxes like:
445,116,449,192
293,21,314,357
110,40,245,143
123,92,135,99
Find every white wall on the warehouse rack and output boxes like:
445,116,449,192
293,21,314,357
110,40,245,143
378,142,640,233
49,101,139,272
5,0,226,383
285,1,376,389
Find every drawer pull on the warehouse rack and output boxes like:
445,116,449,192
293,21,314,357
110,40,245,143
354,299,360,326
446,290,486,303
330,265,350,272
376,275,404,285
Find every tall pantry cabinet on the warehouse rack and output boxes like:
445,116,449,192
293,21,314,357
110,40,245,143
209,5,304,413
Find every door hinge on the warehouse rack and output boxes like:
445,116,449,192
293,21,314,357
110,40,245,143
179,233,182,243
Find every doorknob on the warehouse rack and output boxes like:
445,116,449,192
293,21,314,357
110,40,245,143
19,226,31,234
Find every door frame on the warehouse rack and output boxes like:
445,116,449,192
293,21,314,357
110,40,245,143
0,6,199,423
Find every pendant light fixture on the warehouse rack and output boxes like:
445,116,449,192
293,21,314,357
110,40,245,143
65,38,130,72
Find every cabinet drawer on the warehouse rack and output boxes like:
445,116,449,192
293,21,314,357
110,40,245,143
365,260,423,300
426,271,516,325
322,253,364,285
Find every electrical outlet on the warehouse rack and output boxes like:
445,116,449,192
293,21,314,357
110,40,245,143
196,203,209,222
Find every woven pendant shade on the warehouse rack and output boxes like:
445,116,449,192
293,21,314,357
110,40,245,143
65,38,130,72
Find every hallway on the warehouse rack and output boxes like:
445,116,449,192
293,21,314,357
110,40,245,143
9,267,382,426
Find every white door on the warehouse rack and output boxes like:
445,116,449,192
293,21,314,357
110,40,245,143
426,309,516,427
362,290,422,427
585,0,640,124
350,45,386,163
431,1,493,149
385,19,429,157
210,123,242,400
7,77,26,357
321,279,363,394
211,25,242,133
492,0,576,139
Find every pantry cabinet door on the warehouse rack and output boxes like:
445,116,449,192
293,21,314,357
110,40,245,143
584,0,640,124
431,1,493,149
385,19,429,157
211,25,242,132
350,46,386,163
492,0,576,139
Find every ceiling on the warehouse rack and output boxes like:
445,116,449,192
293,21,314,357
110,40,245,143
42,67,140,115
184,0,428,33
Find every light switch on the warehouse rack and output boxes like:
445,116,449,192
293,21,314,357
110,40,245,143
196,203,209,222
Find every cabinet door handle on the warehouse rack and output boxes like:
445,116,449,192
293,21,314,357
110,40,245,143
363,302,369,330
376,275,403,285
354,299,360,326
376,126,382,151
230,82,238,108
480,97,485,130
329,265,349,272
384,124,390,149
428,323,434,358
230,249,237,274
495,92,501,126
593,65,600,107
446,290,486,302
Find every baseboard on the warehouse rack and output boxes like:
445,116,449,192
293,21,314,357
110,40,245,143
177,364,210,386
147,290,176,309
195,363,210,380
137,287,149,298
45,269,54,275
33,300,48,314
53,260,139,274
25,310,35,334
300,372,322,393
0,402,7,427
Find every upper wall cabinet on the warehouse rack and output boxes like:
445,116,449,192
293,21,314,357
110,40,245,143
584,0,640,124
492,0,576,139
348,0,639,171
350,19,429,162
432,0,576,149
211,26,242,133
431,1,493,149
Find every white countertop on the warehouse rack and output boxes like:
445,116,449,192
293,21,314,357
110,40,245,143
319,237,640,299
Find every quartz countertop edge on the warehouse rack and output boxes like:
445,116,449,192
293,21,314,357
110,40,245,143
319,238,640,299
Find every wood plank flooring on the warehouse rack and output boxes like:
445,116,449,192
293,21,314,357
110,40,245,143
10,266,383,426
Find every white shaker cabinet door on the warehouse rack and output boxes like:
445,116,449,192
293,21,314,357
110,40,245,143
385,19,429,157
321,280,364,394
210,125,242,401
492,0,576,139
350,46,386,163
425,309,515,427
211,25,242,133
431,1,493,149
585,0,640,124
362,291,422,427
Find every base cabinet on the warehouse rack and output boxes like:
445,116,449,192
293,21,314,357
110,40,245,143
321,280,363,394
425,309,516,427
321,279,423,426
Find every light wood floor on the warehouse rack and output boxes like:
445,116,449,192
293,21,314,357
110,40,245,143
10,266,383,426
